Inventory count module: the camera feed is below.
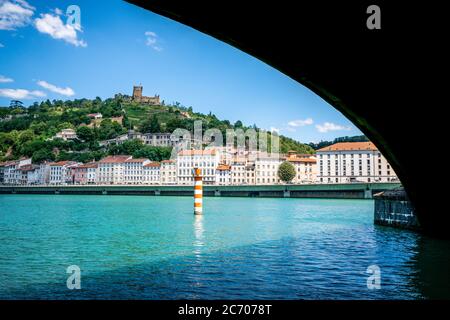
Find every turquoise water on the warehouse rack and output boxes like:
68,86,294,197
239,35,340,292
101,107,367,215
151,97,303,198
0,195,449,299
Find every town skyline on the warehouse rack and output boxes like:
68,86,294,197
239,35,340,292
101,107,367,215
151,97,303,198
0,0,362,143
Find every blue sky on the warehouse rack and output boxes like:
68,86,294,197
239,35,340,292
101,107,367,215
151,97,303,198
0,0,362,143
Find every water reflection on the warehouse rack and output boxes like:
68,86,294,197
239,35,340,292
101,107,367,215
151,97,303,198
410,235,450,299
193,215,205,258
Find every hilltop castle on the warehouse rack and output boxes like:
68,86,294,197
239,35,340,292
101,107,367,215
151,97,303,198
131,85,161,105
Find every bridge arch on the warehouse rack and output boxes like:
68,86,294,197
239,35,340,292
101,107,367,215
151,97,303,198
126,1,445,236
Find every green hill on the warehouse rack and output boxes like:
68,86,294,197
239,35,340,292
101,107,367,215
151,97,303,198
0,96,314,163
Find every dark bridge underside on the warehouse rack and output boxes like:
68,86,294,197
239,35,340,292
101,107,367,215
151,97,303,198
126,1,446,236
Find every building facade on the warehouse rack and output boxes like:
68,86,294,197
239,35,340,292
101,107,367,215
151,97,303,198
2,158,32,185
284,152,317,184
255,156,282,185
177,149,220,185
143,162,161,184
316,142,398,183
97,155,132,185
55,128,77,141
73,162,98,185
124,158,150,184
49,161,78,185
160,160,176,184
216,164,231,185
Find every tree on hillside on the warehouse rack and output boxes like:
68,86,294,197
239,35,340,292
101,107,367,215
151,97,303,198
277,161,296,183
140,115,161,133
76,126,95,142
132,146,172,161
32,148,55,163
98,119,125,140
9,100,23,109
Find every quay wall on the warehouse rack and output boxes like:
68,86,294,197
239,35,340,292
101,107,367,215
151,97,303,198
0,183,401,199
374,187,420,231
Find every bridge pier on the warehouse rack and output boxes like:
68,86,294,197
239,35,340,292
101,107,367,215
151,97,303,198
364,189,372,199
155,190,161,196
102,190,107,195
283,190,291,198
374,188,420,231
214,189,221,196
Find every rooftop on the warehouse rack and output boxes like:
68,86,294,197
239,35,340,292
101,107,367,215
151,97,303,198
144,162,161,167
317,142,378,152
216,164,231,171
99,155,132,163
75,162,98,169
285,155,317,163
178,149,217,156
125,158,149,163
19,164,36,172
49,161,72,166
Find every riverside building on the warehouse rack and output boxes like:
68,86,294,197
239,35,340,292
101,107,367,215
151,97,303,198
316,142,398,183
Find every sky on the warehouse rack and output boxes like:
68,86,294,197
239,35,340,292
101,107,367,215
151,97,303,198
0,0,362,143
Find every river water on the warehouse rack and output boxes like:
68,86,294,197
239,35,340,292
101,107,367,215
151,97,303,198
0,195,449,299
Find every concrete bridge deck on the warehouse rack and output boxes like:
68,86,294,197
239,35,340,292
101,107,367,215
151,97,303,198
0,183,401,199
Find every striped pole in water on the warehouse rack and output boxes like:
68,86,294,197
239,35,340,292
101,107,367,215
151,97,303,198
193,167,203,215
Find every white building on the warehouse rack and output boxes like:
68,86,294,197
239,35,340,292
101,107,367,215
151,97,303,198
2,158,32,185
160,160,177,184
128,131,179,147
124,158,150,184
141,133,177,147
55,128,77,141
18,164,40,185
316,142,398,183
230,160,246,185
177,149,220,185
37,162,52,185
216,164,231,185
49,161,78,185
245,163,256,185
255,155,282,185
0,163,4,184
2,161,19,185
97,155,132,185
143,162,161,184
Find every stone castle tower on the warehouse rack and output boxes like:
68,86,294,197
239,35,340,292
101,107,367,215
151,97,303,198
132,85,143,100
131,85,160,105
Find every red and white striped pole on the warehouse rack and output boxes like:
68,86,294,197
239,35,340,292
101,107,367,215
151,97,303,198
193,167,203,215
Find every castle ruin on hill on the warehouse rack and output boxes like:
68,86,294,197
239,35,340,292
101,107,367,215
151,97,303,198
130,85,161,105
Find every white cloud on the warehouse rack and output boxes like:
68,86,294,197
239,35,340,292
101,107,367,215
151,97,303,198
270,127,280,134
34,13,86,47
0,88,46,99
288,118,313,127
37,80,75,96
0,0,34,30
0,75,13,83
145,31,162,51
53,8,63,15
315,122,352,133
